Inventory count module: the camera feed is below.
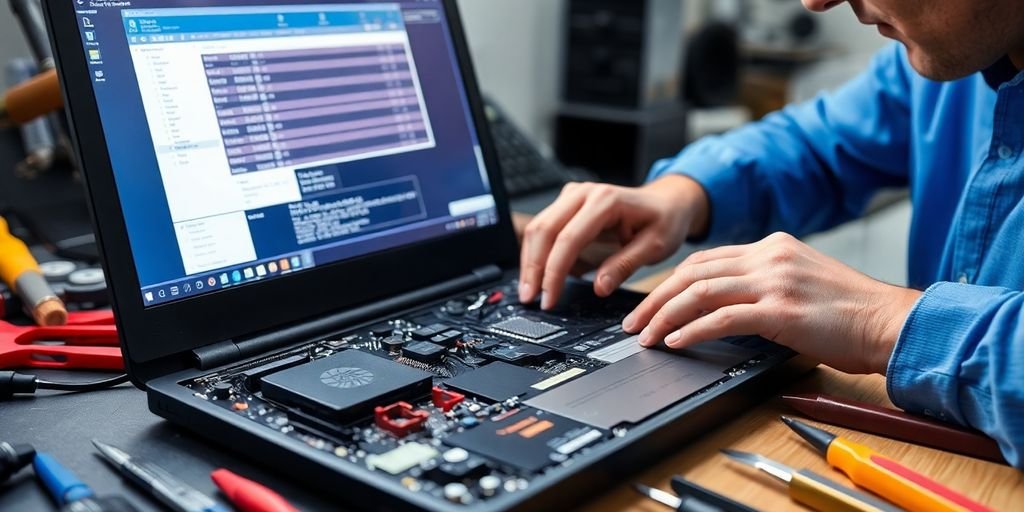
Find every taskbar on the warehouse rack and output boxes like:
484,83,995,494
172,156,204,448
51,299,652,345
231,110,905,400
140,250,314,307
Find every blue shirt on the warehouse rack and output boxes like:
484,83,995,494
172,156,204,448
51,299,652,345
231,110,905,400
649,43,1024,468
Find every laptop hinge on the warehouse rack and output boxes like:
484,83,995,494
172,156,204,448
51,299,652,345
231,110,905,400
191,264,504,370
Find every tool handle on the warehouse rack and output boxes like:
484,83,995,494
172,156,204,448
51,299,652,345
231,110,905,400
828,440,991,512
0,345,123,370
18,324,119,344
67,310,116,325
790,470,901,512
784,394,1005,463
4,68,62,125
0,216,40,286
211,469,299,512
34,452,94,505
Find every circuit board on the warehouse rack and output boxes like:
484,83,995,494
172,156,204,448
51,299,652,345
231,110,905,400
183,279,768,507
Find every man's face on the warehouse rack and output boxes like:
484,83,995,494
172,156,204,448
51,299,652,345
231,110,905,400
802,0,1024,80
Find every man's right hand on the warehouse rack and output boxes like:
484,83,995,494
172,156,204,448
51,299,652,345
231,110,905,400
518,174,710,309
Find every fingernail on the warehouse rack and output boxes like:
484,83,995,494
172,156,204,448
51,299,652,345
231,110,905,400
519,282,533,303
540,292,552,310
622,312,636,332
597,274,616,295
664,331,681,345
638,327,651,346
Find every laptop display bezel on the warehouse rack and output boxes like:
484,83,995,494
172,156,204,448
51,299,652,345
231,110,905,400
43,0,519,377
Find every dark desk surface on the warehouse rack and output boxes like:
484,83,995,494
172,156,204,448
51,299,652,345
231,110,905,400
0,371,340,511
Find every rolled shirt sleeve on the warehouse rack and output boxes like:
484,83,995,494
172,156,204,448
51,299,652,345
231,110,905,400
888,282,1024,468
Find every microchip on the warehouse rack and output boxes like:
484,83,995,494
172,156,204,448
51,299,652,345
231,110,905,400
402,341,446,364
367,443,438,475
445,407,603,473
481,342,552,364
411,323,449,340
430,329,462,347
260,350,431,422
444,362,547,402
490,317,564,342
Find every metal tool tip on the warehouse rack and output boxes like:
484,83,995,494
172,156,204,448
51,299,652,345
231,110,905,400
720,449,761,468
780,393,817,401
780,416,834,455
91,439,125,462
720,448,746,459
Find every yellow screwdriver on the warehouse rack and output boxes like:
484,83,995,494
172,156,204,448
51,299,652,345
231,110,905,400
0,216,67,325
782,416,992,512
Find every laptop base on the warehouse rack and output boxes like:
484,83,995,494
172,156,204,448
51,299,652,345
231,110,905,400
149,276,811,511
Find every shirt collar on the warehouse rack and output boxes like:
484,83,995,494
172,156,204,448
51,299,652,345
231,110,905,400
983,55,1021,89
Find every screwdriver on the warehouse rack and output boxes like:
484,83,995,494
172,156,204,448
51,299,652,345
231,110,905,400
0,216,67,325
34,451,139,511
781,416,992,512
93,440,229,512
721,449,900,512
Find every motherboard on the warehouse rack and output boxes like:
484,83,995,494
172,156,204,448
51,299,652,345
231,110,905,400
183,279,770,508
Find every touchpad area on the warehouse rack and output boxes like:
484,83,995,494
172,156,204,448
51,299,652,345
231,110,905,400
524,346,740,429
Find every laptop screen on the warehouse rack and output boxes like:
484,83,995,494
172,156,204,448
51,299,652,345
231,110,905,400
71,1,497,307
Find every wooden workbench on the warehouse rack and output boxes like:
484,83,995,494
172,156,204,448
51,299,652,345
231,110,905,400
582,270,1024,511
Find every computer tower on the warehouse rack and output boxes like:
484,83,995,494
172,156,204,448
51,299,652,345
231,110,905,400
556,0,688,185
563,0,684,108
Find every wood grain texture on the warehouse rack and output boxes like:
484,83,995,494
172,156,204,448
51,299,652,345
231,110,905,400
580,366,1024,511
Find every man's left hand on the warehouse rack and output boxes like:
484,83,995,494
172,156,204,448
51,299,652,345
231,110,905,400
623,232,922,374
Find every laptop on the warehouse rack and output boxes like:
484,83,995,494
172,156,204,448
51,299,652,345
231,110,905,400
43,1,811,509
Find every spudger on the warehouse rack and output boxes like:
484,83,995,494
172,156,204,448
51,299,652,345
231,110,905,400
721,449,901,512
781,393,1004,463
92,440,229,512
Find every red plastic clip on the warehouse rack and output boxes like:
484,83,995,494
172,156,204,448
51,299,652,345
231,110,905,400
486,291,504,305
374,402,429,437
432,386,465,412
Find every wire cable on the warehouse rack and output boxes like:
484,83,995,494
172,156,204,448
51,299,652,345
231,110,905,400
1,370,129,398
36,373,130,392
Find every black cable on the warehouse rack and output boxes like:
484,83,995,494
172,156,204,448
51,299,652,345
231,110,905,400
0,370,129,398
36,373,130,392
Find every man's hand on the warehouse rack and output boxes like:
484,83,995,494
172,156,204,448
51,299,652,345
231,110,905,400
623,232,922,374
518,175,709,310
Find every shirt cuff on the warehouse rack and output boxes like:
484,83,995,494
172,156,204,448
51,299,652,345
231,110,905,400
647,138,760,244
886,281,1008,423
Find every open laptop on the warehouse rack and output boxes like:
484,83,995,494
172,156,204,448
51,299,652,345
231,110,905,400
43,1,811,509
